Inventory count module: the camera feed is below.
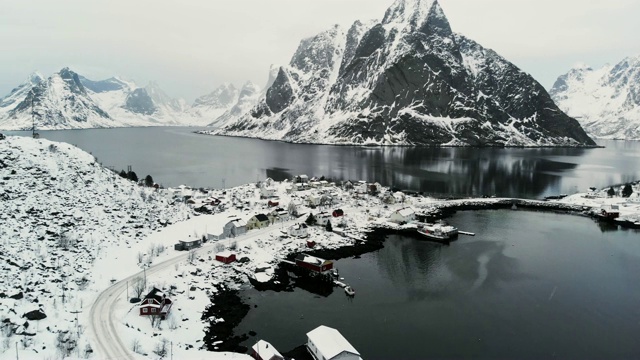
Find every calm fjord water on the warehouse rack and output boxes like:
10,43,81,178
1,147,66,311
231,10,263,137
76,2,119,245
8,126,640,198
7,127,640,358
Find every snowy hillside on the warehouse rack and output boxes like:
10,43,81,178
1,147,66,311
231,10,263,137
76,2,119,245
0,135,192,356
211,0,595,147
550,56,640,139
189,83,240,126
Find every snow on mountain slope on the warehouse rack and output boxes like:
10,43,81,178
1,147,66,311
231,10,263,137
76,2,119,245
550,56,640,139
0,135,191,355
209,81,261,127
212,0,595,147
189,83,240,126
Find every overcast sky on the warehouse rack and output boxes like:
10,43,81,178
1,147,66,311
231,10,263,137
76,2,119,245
1,0,639,102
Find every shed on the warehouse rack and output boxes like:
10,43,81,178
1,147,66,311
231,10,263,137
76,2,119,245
252,340,283,360
174,238,202,251
306,325,361,360
332,209,344,217
216,250,237,264
295,253,333,273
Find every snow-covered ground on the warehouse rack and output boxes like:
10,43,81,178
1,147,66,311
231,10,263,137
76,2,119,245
1,134,639,359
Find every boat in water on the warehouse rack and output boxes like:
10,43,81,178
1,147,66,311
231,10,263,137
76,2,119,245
344,286,355,296
416,222,459,242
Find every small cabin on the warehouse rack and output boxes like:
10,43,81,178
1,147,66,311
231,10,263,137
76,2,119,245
174,238,202,251
599,205,620,219
288,223,309,238
295,254,333,274
332,209,344,217
216,250,237,264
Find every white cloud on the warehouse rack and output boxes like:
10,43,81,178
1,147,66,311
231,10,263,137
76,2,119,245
0,0,638,101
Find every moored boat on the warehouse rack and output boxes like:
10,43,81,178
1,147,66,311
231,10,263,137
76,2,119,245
344,286,355,296
416,222,459,242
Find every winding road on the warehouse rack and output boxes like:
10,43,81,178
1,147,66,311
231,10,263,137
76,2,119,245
89,219,298,359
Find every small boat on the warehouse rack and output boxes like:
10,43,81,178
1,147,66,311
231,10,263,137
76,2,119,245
344,286,355,296
416,222,459,242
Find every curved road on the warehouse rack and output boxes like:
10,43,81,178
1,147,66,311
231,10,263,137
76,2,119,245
89,219,298,359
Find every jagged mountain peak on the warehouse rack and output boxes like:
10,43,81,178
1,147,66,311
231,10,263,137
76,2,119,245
382,0,436,26
27,71,45,85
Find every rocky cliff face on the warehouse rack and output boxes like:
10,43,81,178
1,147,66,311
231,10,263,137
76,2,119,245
550,56,640,139
215,0,595,147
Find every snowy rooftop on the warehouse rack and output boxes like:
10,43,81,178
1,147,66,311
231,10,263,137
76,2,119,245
251,340,283,360
396,207,414,217
307,325,361,360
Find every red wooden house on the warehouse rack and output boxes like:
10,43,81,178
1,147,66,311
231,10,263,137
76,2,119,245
139,288,172,318
268,200,279,207
332,209,344,217
295,253,333,274
216,250,237,264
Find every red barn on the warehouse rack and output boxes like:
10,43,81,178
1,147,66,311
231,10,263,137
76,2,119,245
332,209,344,217
295,253,333,274
306,240,316,248
216,250,237,264
139,288,172,318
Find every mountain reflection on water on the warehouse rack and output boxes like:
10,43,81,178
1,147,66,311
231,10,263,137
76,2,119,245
7,127,640,198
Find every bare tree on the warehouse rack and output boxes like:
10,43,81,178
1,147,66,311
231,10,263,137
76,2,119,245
137,251,144,264
132,277,146,299
149,315,162,329
187,250,197,264
132,338,141,354
153,337,168,357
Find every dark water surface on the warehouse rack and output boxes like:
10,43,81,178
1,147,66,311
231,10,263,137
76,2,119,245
6,127,640,198
237,210,640,359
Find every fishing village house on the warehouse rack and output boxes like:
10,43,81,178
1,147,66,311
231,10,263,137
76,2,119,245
315,211,332,226
260,186,276,199
307,194,322,207
247,214,270,230
295,254,333,274
295,174,310,183
139,288,173,319
268,208,290,223
223,217,247,238
306,325,362,360
389,207,415,224
288,223,309,238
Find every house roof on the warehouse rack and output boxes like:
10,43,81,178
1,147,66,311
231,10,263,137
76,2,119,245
252,340,283,360
142,287,166,304
307,325,360,360
296,253,332,266
254,214,269,222
217,250,235,258
227,218,247,227
396,207,414,217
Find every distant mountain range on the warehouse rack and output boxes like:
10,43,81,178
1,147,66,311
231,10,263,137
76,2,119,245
207,0,595,147
550,56,640,140
0,68,259,130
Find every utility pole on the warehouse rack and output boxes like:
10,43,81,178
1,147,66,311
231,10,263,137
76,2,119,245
170,341,173,360
126,280,129,299
15,341,18,360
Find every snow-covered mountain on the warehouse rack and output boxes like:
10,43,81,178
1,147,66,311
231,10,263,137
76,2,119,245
0,135,191,354
550,56,640,139
0,68,113,130
0,68,240,130
213,0,595,147
210,81,261,127
189,83,240,125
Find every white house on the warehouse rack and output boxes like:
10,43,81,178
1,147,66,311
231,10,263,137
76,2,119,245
306,325,362,360
389,207,415,224
260,187,276,199
307,195,322,207
315,211,332,226
252,340,283,360
288,223,309,238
